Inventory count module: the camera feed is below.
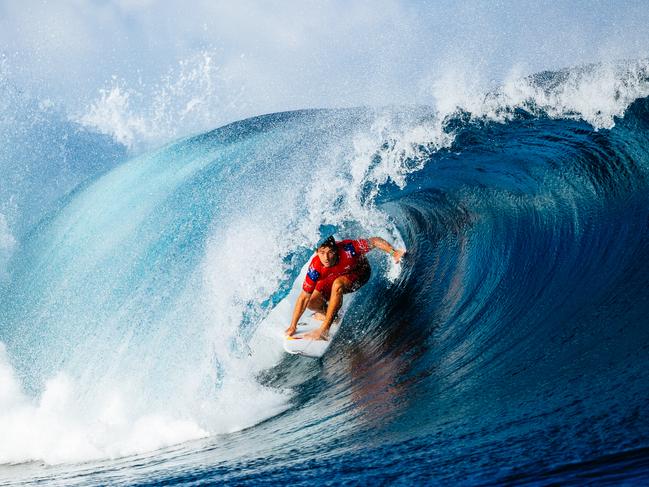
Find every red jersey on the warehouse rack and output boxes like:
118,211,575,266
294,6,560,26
302,239,372,294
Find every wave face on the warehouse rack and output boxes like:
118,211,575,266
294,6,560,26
2,63,649,484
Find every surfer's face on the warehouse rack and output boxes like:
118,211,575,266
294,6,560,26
317,246,338,267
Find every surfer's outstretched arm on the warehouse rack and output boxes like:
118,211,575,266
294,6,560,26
286,290,312,336
368,237,406,263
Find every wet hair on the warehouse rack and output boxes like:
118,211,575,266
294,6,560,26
318,235,337,250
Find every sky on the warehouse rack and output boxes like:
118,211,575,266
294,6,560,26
2,0,649,144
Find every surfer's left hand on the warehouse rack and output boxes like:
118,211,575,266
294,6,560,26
285,324,297,336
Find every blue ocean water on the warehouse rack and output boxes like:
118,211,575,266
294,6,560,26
1,64,649,485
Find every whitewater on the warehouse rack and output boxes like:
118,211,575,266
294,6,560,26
2,58,649,484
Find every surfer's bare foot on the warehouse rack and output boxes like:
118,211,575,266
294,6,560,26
312,312,326,321
302,328,329,341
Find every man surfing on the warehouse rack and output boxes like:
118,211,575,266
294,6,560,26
285,236,405,341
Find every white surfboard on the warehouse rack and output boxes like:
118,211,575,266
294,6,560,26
283,313,342,358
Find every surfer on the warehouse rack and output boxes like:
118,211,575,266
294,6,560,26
285,236,405,341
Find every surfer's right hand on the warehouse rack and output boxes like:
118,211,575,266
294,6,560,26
392,248,406,264
285,324,297,336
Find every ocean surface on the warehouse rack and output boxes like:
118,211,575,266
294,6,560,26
1,62,649,485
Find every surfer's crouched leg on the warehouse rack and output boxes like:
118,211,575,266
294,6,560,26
318,277,353,333
307,290,327,320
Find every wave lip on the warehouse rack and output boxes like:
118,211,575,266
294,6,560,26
432,59,649,130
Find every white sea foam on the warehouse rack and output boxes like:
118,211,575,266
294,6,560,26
0,342,207,464
430,60,649,130
78,52,245,151
77,81,147,148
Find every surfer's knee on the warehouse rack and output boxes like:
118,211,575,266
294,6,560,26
331,277,348,295
307,292,325,310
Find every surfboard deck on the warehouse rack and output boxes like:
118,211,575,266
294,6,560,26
283,313,341,358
